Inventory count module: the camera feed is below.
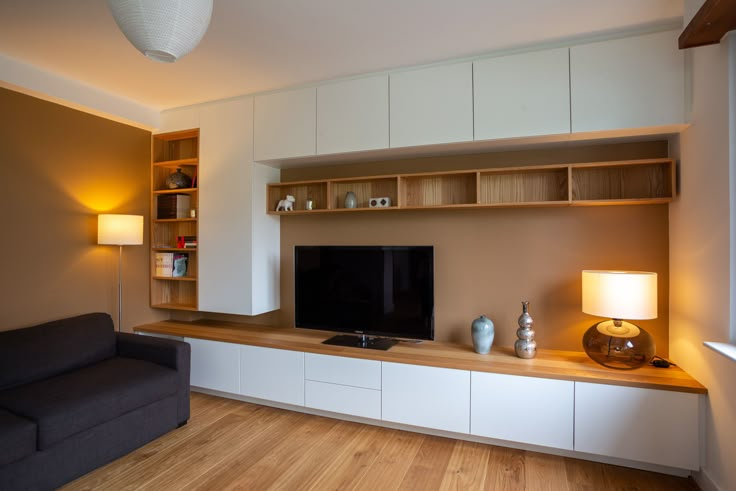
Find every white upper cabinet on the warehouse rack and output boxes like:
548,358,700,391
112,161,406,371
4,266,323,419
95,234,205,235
570,29,685,132
254,87,316,161
199,98,280,315
317,75,389,155
474,48,571,140
390,63,473,148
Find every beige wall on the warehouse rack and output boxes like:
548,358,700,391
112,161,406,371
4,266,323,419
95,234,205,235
669,22,736,491
0,87,167,332
271,142,672,352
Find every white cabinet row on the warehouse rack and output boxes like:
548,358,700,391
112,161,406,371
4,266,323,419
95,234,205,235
159,98,281,316
186,337,700,471
253,29,685,161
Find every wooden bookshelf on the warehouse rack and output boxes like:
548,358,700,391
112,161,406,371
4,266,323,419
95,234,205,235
266,158,675,214
150,129,200,311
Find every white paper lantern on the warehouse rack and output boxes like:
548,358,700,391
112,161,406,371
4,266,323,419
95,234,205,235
107,0,213,63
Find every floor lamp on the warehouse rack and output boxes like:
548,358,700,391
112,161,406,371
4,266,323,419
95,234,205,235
98,214,144,332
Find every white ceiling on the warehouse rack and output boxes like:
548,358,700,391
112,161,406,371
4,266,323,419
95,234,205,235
0,0,683,113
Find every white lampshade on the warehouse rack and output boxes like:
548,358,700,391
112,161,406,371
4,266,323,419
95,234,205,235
582,270,657,320
98,214,144,245
107,0,213,63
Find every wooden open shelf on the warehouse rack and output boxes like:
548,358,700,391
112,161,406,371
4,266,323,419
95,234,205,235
267,158,675,214
151,129,200,311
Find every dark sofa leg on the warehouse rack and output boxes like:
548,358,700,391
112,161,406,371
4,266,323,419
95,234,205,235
177,420,188,428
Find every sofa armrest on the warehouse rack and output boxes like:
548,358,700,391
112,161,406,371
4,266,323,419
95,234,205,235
116,333,191,425
116,333,189,370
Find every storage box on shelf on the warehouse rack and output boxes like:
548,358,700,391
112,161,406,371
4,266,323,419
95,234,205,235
266,158,675,214
151,129,200,311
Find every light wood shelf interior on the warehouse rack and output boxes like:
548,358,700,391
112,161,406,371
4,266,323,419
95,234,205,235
151,129,200,311
267,158,675,214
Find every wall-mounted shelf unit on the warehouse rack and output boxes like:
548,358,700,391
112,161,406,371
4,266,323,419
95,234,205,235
267,158,675,214
151,129,199,311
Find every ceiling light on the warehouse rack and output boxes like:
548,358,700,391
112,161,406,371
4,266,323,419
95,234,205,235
107,0,213,63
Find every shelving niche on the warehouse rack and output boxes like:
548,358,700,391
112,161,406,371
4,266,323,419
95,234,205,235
267,158,675,214
151,129,199,311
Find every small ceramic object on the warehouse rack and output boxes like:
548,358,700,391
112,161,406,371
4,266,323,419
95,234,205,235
166,168,192,189
276,195,295,211
344,191,357,209
306,199,314,210
471,315,495,354
514,301,537,359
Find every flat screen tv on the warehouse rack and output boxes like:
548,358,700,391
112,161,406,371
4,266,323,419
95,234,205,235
294,245,434,350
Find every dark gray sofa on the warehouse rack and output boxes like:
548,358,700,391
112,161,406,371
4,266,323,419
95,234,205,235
0,313,190,491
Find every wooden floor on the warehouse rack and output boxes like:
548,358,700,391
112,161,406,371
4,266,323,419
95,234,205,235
63,392,699,491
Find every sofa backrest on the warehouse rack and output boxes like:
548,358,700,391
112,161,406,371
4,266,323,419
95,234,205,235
0,313,116,390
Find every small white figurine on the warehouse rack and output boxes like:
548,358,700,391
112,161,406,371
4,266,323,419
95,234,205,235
276,195,295,211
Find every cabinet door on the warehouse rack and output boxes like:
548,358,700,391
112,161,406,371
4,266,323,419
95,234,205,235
186,337,239,393
239,345,304,406
575,382,700,470
199,98,280,315
570,30,685,132
471,372,573,450
382,362,470,433
254,87,316,161
474,48,570,140
317,75,389,155
390,63,473,148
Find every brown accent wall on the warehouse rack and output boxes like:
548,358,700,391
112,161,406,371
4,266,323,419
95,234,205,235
275,142,671,353
0,88,167,332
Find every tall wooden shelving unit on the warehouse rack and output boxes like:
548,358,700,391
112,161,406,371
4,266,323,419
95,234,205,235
267,158,675,214
150,129,199,311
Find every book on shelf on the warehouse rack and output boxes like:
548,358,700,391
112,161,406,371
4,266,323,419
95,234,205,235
154,252,174,277
176,235,197,248
172,253,188,277
157,194,191,219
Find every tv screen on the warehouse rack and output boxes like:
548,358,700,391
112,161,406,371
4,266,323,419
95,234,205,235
294,246,434,346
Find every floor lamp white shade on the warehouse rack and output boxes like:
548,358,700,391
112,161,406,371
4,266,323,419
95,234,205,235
98,214,144,331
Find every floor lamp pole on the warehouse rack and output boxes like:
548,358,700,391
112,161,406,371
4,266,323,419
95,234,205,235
117,245,123,332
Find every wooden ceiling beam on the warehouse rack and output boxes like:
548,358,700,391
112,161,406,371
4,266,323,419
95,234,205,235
679,0,736,49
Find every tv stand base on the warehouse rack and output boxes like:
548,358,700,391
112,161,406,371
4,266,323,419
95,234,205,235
323,334,399,351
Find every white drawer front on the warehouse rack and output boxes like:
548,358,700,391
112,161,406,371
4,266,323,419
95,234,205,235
305,380,381,419
305,353,381,389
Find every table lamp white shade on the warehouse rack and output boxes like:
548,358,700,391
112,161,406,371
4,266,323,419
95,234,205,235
98,214,143,245
582,270,657,320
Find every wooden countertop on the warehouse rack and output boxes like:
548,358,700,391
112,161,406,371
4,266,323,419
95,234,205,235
134,320,707,395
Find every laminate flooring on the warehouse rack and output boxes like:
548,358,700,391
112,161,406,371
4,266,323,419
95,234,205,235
63,392,699,491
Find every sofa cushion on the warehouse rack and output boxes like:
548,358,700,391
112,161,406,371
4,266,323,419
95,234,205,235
0,313,116,391
0,357,177,450
0,409,37,467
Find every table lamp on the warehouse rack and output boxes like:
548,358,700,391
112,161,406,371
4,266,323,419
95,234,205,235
581,270,657,370
98,214,144,332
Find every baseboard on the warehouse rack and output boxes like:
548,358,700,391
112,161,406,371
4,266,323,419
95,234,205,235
694,468,722,491
192,386,693,478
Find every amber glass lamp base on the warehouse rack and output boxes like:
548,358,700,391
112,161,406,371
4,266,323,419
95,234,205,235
582,320,655,370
